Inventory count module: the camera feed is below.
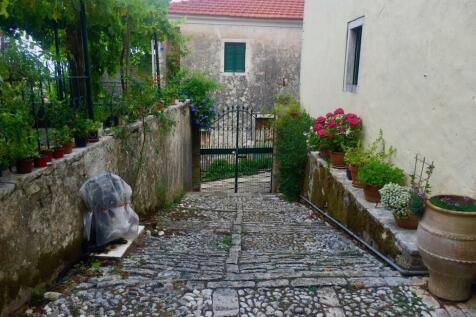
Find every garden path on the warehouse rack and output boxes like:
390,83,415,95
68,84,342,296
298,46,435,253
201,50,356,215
37,192,475,317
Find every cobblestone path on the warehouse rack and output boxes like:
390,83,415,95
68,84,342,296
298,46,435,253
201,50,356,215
40,192,475,317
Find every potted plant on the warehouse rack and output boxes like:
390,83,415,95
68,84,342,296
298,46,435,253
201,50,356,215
417,194,476,302
312,108,362,168
50,128,68,159
87,121,102,143
344,131,397,188
34,152,49,168
61,127,74,154
357,159,406,203
11,135,38,174
379,183,419,229
71,115,93,148
344,143,366,188
0,138,10,176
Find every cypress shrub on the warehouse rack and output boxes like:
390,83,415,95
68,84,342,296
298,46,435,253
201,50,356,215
273,95,313,201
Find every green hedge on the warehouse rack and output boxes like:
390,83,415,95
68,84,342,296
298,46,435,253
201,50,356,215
274,95,313,201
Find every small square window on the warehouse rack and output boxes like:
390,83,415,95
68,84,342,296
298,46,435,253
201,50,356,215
344,17,364,93
224,42,246,73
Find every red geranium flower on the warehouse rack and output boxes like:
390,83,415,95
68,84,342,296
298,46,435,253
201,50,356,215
327,120,337,128
326,112,334,118
348,117,361,127
316,116,326,123
313,123,323,132
334,108,344,115
317,129,328,137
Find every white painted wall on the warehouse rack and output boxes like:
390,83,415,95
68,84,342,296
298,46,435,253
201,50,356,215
300,0,476,196
170,15,303,111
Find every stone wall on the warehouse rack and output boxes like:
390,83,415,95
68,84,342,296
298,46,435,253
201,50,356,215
0,103,192,316
303,152,424,271
169,16,303,112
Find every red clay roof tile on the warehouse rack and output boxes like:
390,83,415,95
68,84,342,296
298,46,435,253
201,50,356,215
169,0,304,20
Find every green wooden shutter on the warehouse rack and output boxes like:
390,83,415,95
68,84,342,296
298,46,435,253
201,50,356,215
224,42,246,72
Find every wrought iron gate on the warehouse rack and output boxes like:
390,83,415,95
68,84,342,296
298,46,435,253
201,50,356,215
200,105,274,193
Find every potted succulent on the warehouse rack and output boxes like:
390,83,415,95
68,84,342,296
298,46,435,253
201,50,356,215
379,183,419,229
357,159,406,203
312,108,362,168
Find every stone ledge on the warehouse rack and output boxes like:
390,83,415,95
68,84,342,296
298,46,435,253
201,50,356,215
303,152,424,271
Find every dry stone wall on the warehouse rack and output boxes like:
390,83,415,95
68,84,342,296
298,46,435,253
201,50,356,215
0,103,192,316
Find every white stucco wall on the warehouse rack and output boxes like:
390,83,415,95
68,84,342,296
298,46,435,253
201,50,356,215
170,15,303,111
300,0,476,196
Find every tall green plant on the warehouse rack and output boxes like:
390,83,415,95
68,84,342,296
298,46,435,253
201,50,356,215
273,95,313,201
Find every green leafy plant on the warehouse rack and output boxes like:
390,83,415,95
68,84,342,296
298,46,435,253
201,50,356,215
51,127,72,147
357,159,406,188
379,183,411,218
176,71,221,129
430,195,476,212
274,95,313,201
202,157,272,182
0,112,37,160
344,130,396,166
70,115,98,138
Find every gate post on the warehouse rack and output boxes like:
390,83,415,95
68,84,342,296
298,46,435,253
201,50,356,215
192,125,201,191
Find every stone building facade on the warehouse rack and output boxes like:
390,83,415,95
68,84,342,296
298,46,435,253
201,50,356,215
168,0,304,112
300,0,476,196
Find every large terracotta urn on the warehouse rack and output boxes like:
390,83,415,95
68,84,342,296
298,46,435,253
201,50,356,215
417,195,476,301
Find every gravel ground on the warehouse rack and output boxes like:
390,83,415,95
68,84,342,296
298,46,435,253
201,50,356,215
30,191,475,317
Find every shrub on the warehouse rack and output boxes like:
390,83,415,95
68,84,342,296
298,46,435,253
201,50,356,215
274,95,313,201
357,159,406,187
379,183,411,218
202,157,272,182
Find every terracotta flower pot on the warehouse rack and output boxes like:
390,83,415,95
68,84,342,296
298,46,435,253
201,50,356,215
40,150,53,162
363,184,381,203
330,152,346,169
63,143,74,154
34,155,49,168
345,166,352,180
417,196,476,301
16,158,34,174
318,150,330,159
349,164,364,188
75,136,88,148
52,147,64,159
394,214,419,230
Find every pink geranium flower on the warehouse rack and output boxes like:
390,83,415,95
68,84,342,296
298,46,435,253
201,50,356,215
334,108,344,115
317,129,328,137
348,117,361,127
316,116,326,123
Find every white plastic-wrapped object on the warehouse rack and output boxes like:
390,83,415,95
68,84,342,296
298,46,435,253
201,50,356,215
80,172,139,247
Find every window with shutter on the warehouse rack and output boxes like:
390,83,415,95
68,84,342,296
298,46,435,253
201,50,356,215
224,42,246,73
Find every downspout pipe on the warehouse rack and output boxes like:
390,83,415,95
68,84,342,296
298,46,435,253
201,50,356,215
300,195,428,276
